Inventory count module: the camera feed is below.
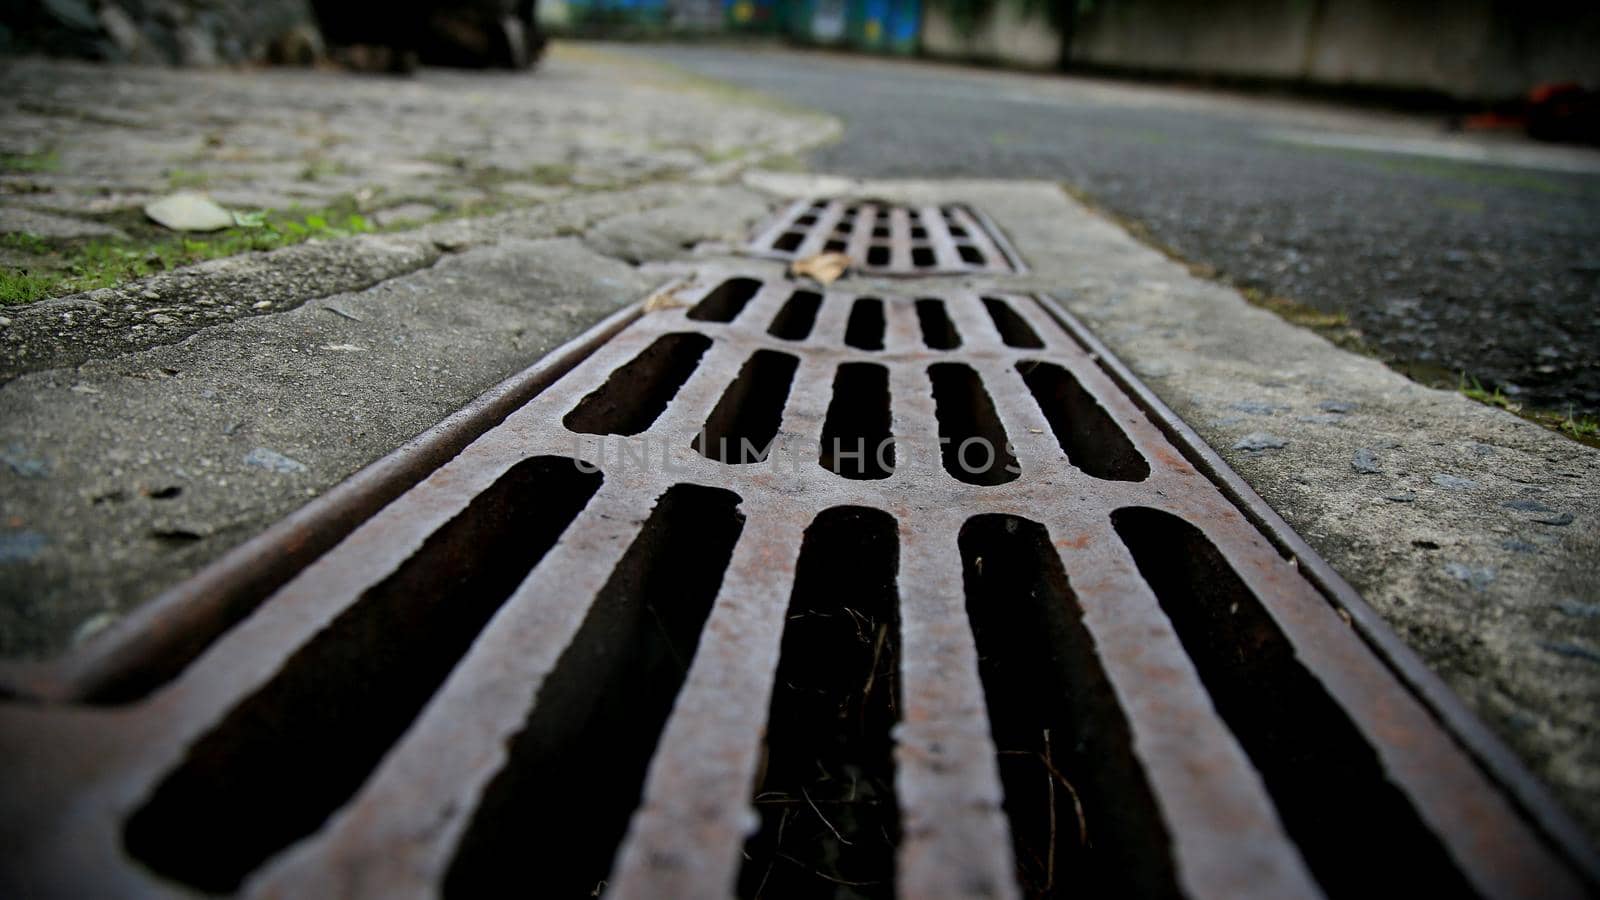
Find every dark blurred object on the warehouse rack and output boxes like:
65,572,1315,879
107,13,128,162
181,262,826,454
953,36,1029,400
1526,83,1600,146
1457,82,1600,147
312,0,546,72
0,0,322,65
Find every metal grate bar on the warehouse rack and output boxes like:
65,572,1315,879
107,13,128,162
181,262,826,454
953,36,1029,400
887,204,914,271
919,203,961,271
892,515,1022,900
606,515,807,898
846,201,881,265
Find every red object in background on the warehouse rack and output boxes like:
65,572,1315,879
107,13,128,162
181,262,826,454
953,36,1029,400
1459,82,1600,146
1526,82,1600,145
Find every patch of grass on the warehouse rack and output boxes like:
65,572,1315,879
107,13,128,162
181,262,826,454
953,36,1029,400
0,206,372,305
1279,142,1577,196
0,150,61,174
467,162,575,190
1459,373,1518,411
166,168,211,190
0,268,60,304
1238,287,1370,355
420,151,468,169
1374,156,1570,196
700,145,750,164
298,159,348,182
1559,412,1600,441
1431,195,1485,214
1242,288,1349,329
1,232,53,255
754,152,809,173
1455,372,1600,448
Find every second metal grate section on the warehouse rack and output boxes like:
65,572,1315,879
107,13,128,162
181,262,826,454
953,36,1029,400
746,198,1025,275
0,275,1590,899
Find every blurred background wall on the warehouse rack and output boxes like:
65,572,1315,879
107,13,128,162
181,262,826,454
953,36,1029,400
3,0,1597,105
1060,0,1600,102
0,0,320,65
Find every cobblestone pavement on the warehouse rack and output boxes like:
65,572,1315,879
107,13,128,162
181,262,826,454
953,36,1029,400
0,46,831,380
0,44,835,656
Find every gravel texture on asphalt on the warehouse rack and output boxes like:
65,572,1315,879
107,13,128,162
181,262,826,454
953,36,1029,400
627,45,1600,417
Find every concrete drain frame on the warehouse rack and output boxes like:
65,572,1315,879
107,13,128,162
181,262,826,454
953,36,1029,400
746,198,1027,276
0,272,1595,899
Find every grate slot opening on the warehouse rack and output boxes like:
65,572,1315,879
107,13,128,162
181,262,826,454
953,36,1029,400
866,245,890,266
737,506,902,899
768,290,823,342
122,456,605,894
915,299,962,350
444,484,745,898
687,277,762,324
774,232,805,252
1112,507,1478,899
981,297,1044,349
693,350,800,465
564,332,712,436
845,297,886,351
928,363,1019,486
1017,361,1149,482
957,245,984,265
911,246,936,267
961,514,1181,898
820,363,896,480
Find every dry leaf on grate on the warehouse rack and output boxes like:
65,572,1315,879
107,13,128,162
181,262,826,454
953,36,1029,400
789,251,852,285
642,283,692,313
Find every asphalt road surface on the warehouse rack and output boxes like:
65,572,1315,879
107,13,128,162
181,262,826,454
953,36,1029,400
627,44,1600,417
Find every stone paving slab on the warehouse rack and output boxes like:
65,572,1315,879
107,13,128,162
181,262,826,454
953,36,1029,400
0,234,657,653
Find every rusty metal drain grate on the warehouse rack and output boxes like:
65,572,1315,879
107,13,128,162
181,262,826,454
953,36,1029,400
1,275,1594,899
747,198,1026,275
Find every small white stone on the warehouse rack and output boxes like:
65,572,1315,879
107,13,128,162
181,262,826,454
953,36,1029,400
143,192,234,232
252,300,272,309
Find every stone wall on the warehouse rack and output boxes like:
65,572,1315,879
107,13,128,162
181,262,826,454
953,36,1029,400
920,1,1060,69
922,0,1600,103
